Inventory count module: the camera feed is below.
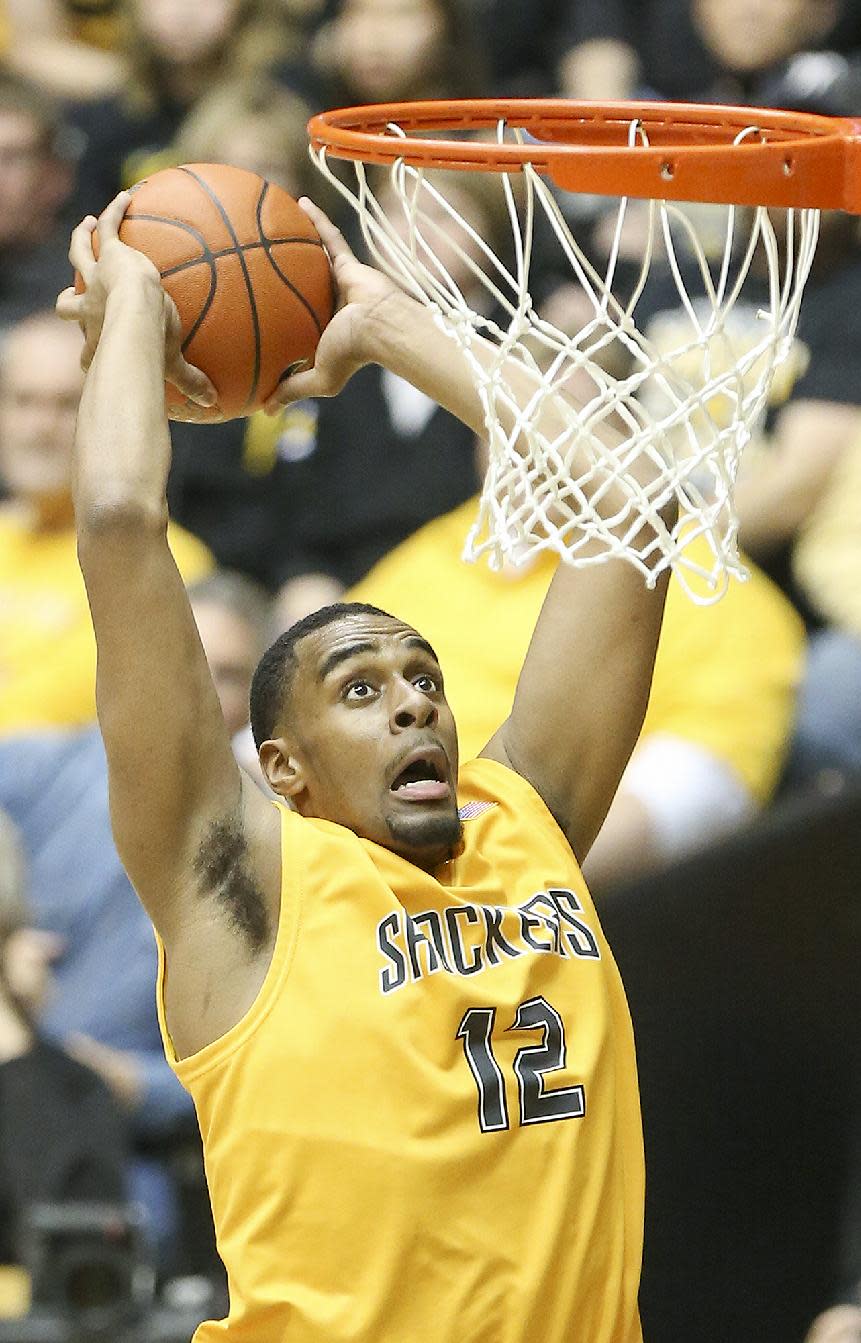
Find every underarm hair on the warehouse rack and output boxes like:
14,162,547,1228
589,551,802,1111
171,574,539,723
192,815,270,955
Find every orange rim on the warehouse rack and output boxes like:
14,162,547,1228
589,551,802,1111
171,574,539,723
308,98,861,212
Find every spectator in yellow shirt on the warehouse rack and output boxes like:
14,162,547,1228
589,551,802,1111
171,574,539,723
349,497,804,890
0,309,212,735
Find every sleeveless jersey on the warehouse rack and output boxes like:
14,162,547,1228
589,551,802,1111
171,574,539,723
156,758,645,1343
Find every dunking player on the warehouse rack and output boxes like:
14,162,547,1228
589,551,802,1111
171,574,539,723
58,191,674,1343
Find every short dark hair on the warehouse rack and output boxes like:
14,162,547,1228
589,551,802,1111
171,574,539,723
249,602,397,748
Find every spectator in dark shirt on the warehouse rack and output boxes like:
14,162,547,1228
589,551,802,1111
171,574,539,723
468,0,586,96
0,808,127,1270
554,0,855,102
160,73,350,590
728,54,861,801
268,168,526,627
161,2,489,602
690,0,852,100
168,158,522,618
67,0,295,215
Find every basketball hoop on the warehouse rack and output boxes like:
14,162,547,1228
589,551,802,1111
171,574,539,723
308,99,861,600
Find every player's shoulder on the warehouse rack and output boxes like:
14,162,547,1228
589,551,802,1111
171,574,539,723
456,758,581,885
458,756,568,838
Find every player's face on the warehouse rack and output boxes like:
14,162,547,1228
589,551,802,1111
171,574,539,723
269,615,462,870
0,319,83,511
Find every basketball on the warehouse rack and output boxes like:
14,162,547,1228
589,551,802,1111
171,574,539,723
85,163,335,422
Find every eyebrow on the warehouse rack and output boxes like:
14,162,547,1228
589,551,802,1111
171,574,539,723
405,636,441,665
318,635,441,683
319,640,376,682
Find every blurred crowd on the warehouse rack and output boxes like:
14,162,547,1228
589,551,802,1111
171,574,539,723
0,0,860,1339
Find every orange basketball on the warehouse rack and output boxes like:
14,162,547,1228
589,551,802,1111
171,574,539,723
87,164,335,422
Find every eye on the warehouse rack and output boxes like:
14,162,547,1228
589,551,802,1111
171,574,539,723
344,679,376,702
413,673,438,694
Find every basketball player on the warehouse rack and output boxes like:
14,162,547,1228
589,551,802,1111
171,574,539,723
57,190,675,1343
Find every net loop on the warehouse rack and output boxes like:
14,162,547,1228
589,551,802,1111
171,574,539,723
311,114,820,602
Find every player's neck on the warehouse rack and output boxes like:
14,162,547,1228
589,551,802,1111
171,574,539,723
390,837,461,875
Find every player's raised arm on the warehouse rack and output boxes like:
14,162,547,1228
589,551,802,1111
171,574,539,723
482,532,671,863
274,199,674,863
59,195,281,946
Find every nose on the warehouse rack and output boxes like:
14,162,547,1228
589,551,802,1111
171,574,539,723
390,679,438,732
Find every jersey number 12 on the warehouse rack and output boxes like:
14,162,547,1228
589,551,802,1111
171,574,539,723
457,995,585,1133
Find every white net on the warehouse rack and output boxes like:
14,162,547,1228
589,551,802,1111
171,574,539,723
312,118,821,601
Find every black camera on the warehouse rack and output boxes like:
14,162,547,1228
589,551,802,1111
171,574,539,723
21,1202,155,1341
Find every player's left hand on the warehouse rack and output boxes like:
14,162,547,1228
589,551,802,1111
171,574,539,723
264,196,404,413
56,191,216,409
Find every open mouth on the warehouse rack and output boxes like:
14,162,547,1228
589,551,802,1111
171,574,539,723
390,751,451,802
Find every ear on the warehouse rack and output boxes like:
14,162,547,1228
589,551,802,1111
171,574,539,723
258,738,306,800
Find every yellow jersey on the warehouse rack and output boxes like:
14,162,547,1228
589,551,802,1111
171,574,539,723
158,758,644,1343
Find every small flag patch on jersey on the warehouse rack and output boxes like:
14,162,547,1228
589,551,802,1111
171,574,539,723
458,801,498,821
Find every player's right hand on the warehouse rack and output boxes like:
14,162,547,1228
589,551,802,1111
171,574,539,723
57,191,216,409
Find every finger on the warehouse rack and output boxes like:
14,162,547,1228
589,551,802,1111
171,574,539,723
56,286,86,321
264,363,329,413
97,189,132,243
298,197,355,266
166,356,218,408
264,363,343,412
68,216,98,284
